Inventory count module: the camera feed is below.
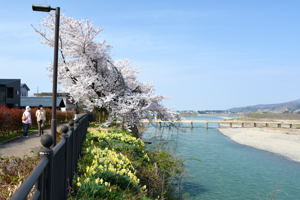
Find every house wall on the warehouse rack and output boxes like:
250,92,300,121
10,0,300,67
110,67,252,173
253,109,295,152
62,97,76,110
21,87,28,97
0,85,6,106
0,80,21,107
6,80,21,107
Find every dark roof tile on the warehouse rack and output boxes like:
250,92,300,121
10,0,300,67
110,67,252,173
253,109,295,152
20,97,65,107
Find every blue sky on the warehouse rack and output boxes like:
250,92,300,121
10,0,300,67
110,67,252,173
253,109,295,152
1,0,300,110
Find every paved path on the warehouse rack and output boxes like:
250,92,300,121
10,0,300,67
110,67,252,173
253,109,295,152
0,134,42,157
0,125,66,157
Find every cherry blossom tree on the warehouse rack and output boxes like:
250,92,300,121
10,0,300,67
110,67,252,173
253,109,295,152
113,60,175,128
33,14,176,134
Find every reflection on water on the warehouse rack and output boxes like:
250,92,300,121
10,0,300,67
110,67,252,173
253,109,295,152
142,115,300,200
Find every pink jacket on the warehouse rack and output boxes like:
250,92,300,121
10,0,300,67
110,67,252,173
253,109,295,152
22,111,32,124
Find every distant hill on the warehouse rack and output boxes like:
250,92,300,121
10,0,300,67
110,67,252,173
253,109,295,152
229,99,300,113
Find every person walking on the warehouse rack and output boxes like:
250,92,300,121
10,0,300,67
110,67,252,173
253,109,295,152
36,105,46,136
22,106,32,137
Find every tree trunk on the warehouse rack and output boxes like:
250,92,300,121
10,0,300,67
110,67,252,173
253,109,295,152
129,124,139,138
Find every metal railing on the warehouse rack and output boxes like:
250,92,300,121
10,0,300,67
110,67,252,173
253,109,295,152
11,113,89,200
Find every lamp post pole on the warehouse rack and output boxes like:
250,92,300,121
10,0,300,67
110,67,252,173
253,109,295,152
32,5,60,146
51,7,60,146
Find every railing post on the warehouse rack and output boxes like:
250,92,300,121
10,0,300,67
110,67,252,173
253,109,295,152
40,134,54,200
79,117,85,154
60,125,69,199
68,120,75,187
74,119,80,158
36,169,44,200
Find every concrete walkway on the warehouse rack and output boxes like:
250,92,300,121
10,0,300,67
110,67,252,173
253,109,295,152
0,125,65,157
0,134,42,157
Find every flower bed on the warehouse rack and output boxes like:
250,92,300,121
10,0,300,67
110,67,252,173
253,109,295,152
70,124,183,200
72,128,148,199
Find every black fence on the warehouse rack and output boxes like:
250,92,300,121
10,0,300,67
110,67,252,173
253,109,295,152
11,113,89,200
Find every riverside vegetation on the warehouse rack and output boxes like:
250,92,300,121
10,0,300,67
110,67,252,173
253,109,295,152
69,122,183,200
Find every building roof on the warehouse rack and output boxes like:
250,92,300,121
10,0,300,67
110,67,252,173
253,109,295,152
0,79,21,85
20,97,65,108
21,83,30,91
34,92,69,97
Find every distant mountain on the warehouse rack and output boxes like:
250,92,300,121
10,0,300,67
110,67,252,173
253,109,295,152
229,99,300,113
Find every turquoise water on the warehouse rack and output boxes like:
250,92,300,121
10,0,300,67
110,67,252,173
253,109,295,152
143,115,300,200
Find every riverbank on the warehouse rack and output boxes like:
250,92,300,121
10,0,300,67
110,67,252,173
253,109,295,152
218,127,300,162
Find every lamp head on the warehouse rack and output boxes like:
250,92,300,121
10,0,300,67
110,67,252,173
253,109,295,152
32,4,52,12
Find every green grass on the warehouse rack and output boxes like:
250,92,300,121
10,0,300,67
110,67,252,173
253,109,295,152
0,128,38,143
0,132,20,143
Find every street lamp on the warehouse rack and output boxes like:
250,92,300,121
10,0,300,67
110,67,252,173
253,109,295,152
32,4,60,146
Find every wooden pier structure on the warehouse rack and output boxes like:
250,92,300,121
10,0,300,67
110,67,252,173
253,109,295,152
141,119,300,129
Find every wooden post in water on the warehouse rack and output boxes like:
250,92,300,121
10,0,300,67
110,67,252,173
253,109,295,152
277,123,281,128
254,123,257,127
230,122,232,128
190,122,193,128
241,123,244,128
266,123,268,128
290,124,292,128
206,122,208,129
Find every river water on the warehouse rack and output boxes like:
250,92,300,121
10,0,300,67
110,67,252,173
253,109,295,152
143,115,300,200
